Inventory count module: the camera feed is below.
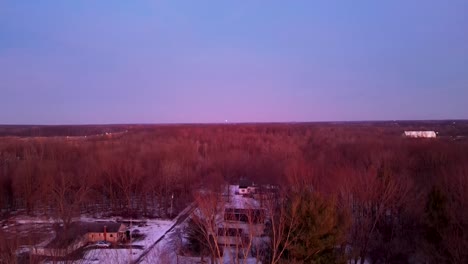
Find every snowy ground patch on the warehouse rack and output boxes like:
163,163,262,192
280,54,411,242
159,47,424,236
77,219,174,264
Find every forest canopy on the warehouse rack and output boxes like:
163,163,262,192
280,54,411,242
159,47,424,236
0,122,467,263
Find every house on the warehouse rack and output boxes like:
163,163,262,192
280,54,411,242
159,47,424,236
404,131,437,138
32,222,127,257
238,182,249,195
238,179,257,195
217,227,245,246
217,186,267,247
218,208,266,246
252,184,279,203
84,222,127,243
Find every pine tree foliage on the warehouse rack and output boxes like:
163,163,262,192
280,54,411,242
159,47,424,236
284,189,348,264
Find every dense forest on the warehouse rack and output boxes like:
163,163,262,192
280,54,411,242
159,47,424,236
1,122,467,263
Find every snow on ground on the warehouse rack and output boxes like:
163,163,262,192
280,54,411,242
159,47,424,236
222,248,262,264
130,219,174,248
138,204,197,264
141,239,263,264
138,186,265,264
6,204,197,264
226,185,260,209
78,219,174,264
139,224,184,264
139,236,173,264
9,215,56,224
81,248,136,264
9,188,263,263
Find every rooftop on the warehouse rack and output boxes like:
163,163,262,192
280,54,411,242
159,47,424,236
46,222,125,248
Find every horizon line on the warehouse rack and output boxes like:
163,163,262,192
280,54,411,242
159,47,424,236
0,118,467,126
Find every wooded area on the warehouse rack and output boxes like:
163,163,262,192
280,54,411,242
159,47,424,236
1,123,467,263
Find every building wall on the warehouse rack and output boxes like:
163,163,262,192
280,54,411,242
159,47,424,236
220,222,265,237
32,224,127,257
87,232,123,243
217,223,265,246
218,235,244,246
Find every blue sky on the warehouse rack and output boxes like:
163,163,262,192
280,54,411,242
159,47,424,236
1,1,467,124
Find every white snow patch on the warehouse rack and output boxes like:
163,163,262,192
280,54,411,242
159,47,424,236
77,219,174,264
131,219,173,247
80,248,140,264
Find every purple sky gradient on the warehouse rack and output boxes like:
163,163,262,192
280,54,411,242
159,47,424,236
1,1,467,124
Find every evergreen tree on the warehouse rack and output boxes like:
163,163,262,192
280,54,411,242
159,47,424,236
284,189,349,263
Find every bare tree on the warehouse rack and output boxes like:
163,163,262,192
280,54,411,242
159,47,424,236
341,163,411,264
43,163,91,230
12,159,39,214
263,188,302,264
0,229,18,264
186,190,225,263
228,208,267,264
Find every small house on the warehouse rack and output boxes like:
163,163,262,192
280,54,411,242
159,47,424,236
32,222,127,257
84,222,127,243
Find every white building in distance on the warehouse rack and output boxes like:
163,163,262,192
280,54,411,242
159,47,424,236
404,131,437,138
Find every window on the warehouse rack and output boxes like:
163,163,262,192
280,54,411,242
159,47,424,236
218,228,243,236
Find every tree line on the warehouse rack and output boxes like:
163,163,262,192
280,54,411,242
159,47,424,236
0,123,467,263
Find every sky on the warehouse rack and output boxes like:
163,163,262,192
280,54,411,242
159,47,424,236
1,1,467,124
